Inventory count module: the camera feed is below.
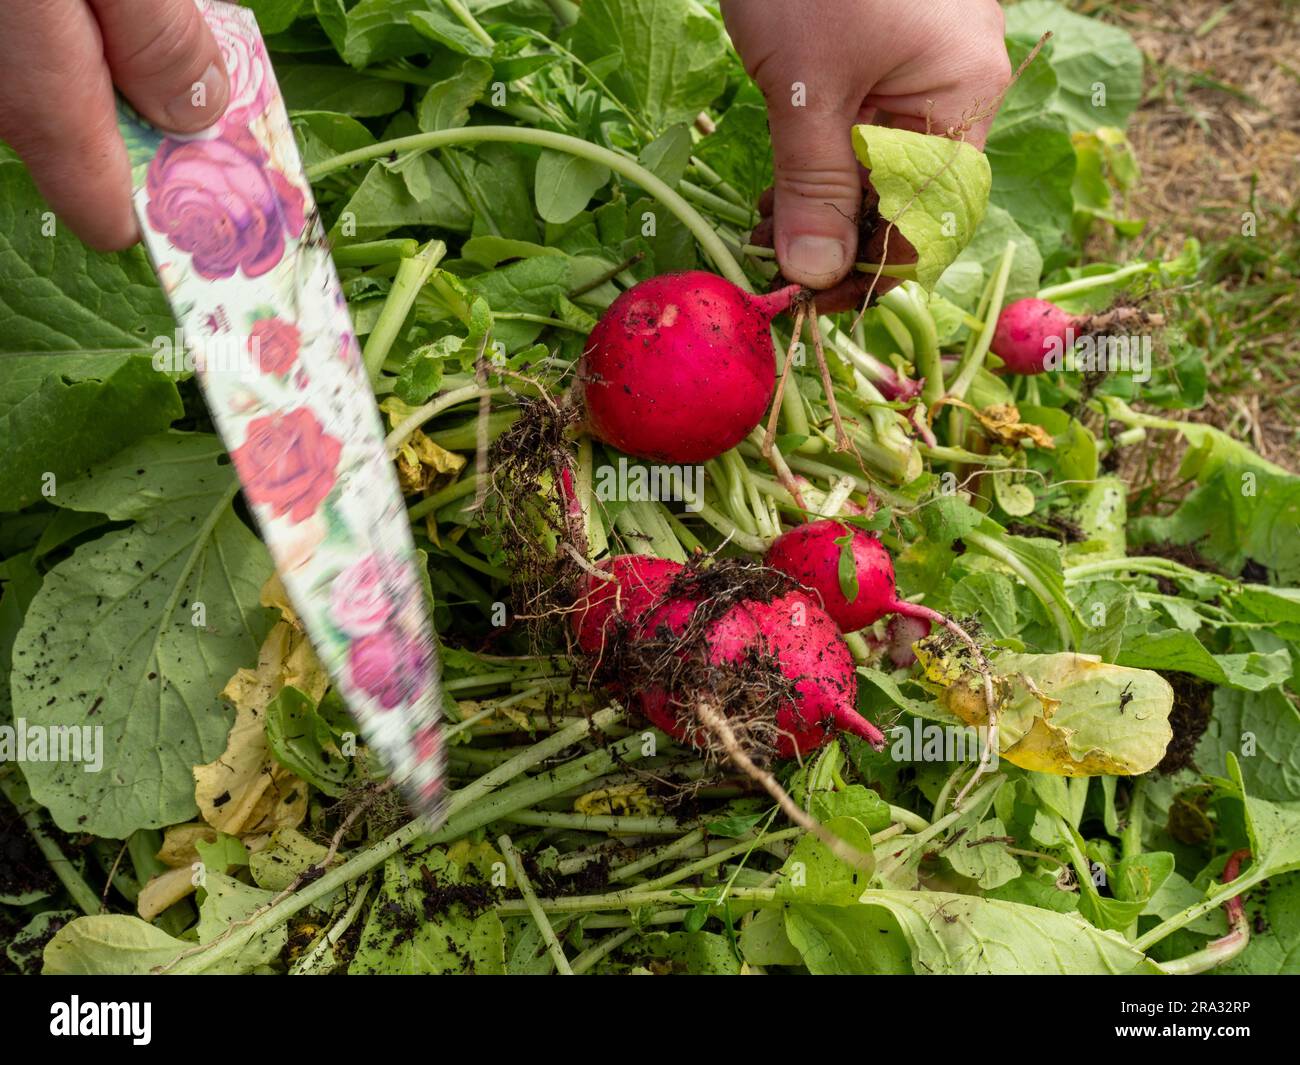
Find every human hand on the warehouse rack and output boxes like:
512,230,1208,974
0,0,230,251
721,0,1012,297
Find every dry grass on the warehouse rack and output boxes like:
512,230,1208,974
1062,0,1300,474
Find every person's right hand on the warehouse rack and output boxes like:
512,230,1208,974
0,0,230,251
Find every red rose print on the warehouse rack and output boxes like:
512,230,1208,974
229,408,342,523
250,317,301,375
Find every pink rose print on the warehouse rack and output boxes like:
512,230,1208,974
250,316,301,374
229,407,342,523
330,555,396,637
413,724,442,765
201,0,275,126
348,628,430,710
145,129,306,280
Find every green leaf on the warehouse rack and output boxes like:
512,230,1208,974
0,161,173,352
939,204,1043,309
409,8,494,58
632,931,743,975
850,125,991,290
738,907,804,968
7,909,77,974
197,873,286,973
265,686,363,796
276,62,405,116
332,159,473,243
291,110,376,171
1197,688,1300,804
854,889,1160,974
241,0,307,34
784,904,913,975
945,817,1023,889
694,83,772,204
350,850,506,974
1224,754,1300,879
570,0,730,132
534,150,612,225
11,433,276,837
0,353,182,510
418,57,494,132
984,37,1076,259
833,532,860,604
777,816,875,905
1117,631,1290,692
637,124,694,189
343,0,442,65
1004,2,1144,132
43,915,187,975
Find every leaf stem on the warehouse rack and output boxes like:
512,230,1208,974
308,127,750,289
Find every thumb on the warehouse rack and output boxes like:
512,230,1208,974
766,94,863,289
90,0,229,133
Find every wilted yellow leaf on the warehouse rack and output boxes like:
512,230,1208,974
947,399,1055,449
575,784,662,818
916,647,1173,776
396,429,466,494
195,619,328,836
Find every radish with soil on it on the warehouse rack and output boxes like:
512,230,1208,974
632,588,886,757
622,574,883,869
571,555,683,656
765,519,1000,801
991,297,1165,376
581,271,801,463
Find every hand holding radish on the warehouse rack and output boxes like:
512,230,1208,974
720,0,1011,292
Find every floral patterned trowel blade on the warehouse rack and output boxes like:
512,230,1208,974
117,0,447,825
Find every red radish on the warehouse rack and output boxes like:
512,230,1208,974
582,272,800,463
767,519,1000,800
991,298,1075,375
633,589,885,755
571,555,682,656
885,614,931,669
766,520,901,632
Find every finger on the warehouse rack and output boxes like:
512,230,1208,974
0,0,137,250
766,91,864,289
89,0,228,133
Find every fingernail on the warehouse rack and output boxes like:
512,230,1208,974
785,236,847,283
166,63,228,129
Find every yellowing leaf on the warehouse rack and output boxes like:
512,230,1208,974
946,399,1056,449
575,784,661,818
156,823,219,868
396,429,466,494
917,648,1173,776
194,620,327,836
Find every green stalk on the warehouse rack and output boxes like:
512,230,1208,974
362,241,446,383
947,240,1016,403
1037,262,1153,303
408,473,481,522
879,287,941,407
503,811,687,834
170,711,639,973
498,833,574,974
385,384,499,452
331,239,419,266
1135,867,1266,953
308,127,749,289
493,886,778,917
963,529,1078,651
0,769,101,916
